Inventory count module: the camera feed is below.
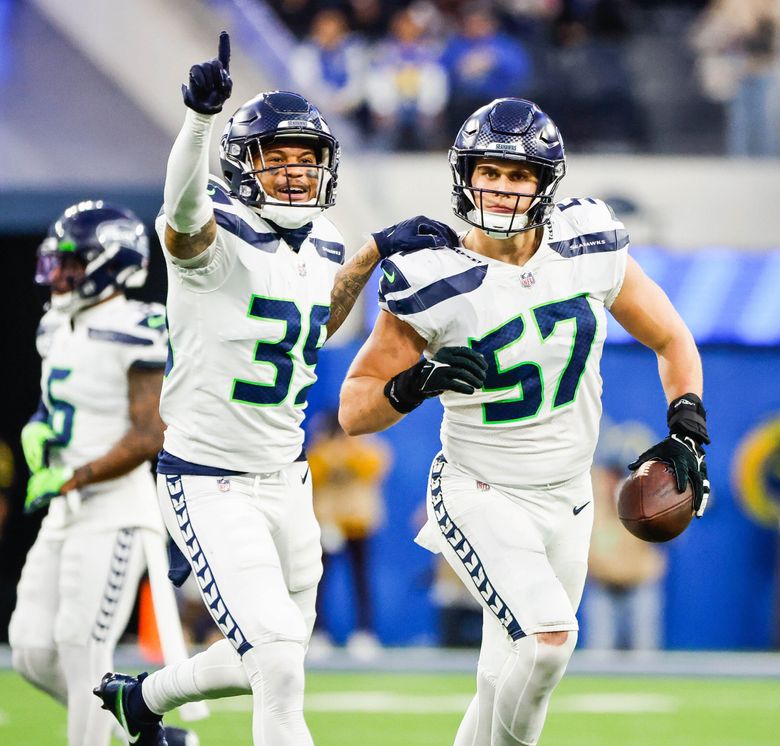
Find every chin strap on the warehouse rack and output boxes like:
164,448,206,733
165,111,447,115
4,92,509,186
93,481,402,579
265,220,314,252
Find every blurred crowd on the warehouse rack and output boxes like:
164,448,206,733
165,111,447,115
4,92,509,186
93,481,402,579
278,0,780,155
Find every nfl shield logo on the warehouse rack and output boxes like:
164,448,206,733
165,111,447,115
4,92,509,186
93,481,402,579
476,480,491,491
217,477,231,492
520,271,535,288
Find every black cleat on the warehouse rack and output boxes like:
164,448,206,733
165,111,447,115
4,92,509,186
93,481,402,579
164,726,200,746
93,672,168,745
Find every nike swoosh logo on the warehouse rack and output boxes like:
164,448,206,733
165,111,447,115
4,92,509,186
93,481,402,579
573,501,590,516
382,267,395,283
116,685,140,743
301,466,310,484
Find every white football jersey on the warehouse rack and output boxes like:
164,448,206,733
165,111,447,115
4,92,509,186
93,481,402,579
379,198,628,488
37,295,168,531
156,178,345,473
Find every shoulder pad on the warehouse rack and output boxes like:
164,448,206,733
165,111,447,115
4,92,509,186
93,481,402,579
549,197,629,258
36,308,67,358
379,248,487,316
206,177,234,206
311,216,346,265
87,300,167,347
131,301,167,333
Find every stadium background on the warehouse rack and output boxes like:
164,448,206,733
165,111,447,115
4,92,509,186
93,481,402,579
1,2,780,739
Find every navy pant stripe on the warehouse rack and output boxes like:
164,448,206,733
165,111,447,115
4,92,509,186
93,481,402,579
92,528,135,643
429,454,525,641
165,475,253,655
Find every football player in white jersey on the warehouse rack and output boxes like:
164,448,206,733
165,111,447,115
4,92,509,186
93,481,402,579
9,201,196,746
94,33,448,746
339,98,711,745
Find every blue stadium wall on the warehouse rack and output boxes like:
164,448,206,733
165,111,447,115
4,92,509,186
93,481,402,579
306,341,780,650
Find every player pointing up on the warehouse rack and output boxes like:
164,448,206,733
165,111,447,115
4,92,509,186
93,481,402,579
339,98,710,745
94,32,446,746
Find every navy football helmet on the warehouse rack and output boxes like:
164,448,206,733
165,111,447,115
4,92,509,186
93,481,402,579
450,98,566,237
219,91,339,229
35,200,149,314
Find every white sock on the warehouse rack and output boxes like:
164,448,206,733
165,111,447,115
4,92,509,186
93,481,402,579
142,585,318,717
143,638,250,714
242,641,313,746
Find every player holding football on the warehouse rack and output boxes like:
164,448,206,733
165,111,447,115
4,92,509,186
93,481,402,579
339,98,710,745
93,32,446,746
9,201,196,746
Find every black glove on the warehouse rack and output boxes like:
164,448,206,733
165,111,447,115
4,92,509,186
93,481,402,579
384,347,488,414
182,31,233,115
628,393,711,517
372,215,460,259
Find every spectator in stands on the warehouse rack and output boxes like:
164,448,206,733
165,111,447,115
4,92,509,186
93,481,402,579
365,6,449,150
308,410,391,657
274,0,318,40
549,0,647,151
584,419,667,651
291,7,369,129
441,3,533,135
691,0,780,157
347,0,394,41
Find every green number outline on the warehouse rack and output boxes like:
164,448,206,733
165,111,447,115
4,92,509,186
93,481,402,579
46,368,76,447
230,294,301,408
530,293,599,411
468,313,545,425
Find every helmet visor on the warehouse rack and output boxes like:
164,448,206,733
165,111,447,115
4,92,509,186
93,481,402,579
34,238,86,289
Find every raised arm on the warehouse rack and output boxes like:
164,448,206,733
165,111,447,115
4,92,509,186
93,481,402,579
164,32,233,261
326,239,382,339
327,215,462,339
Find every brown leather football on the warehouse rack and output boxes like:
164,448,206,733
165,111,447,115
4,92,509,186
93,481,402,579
617,459,694,542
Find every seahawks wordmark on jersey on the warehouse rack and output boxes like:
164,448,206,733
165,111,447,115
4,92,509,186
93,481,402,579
36,295,168,531
156,178,345,474
380,198,628,489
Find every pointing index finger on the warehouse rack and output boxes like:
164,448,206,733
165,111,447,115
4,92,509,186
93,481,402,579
218,31,230,72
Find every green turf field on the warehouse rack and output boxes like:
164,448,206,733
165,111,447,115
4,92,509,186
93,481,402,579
1,669,779,745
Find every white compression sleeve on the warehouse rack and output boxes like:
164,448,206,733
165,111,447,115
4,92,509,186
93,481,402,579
164,109,216,235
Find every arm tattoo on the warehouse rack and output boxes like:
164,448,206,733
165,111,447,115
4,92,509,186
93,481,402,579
71,368,165,489
327,243,380,339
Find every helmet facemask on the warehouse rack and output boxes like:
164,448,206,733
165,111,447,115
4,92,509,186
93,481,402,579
222,131,338,229
243,134,335,228
451,151,565,238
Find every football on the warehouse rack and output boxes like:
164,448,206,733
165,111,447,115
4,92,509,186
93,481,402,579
617,460,694,542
